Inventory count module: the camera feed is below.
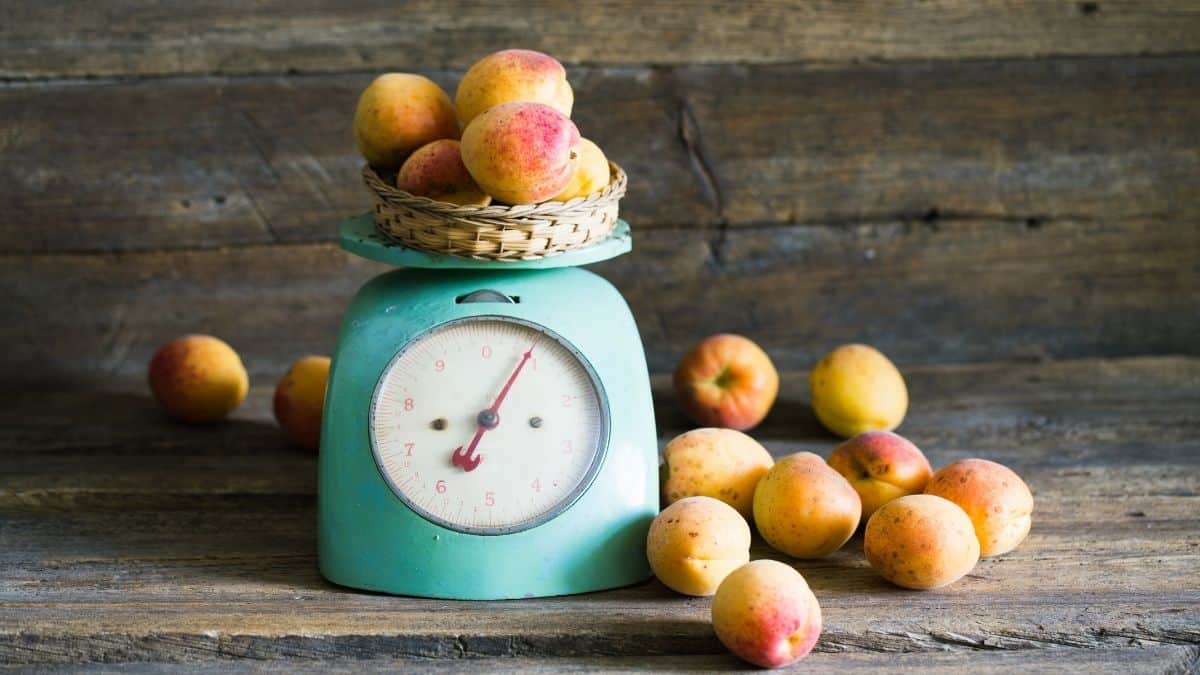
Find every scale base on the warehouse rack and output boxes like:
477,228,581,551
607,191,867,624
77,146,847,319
318,264,658,600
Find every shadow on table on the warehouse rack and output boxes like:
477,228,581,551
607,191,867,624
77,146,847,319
653,389,840,450
6,388,338,594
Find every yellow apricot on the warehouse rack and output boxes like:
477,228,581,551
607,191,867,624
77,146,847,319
864,494,980,590
456,49,573,127
354,73,460,170
148,335,248,423
550,138,610,202
810,344,908,438
661,428,773,519
646,496,751,596
273,355,331,452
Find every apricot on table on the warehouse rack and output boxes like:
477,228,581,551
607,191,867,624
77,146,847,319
455,49,574,127
148,334,248,423
864,494,980,590
753,452,861,558
925,458,1034,557
810,343,908,438
273,355,331,453
646,496,751,596
827,430,933,519
711,560,823,668
661,427,774,519
354,73,460,170
396,139,491,206
673,334,779,431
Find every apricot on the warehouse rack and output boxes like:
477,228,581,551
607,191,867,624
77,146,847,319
646,496,751,596
396,139,491,206
148,335,248,423
753,452,861,558
827,431,933,519
712,560,822,668
460,101,581,204
673,334,779,431
925,459,1034,557
273,355,331,452
661,428,774,519
455,49,574,127
864,494,979,590
353,73,460,170
810,343,908,438
550,138,610,202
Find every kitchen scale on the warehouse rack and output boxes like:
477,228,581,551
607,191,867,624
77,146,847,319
318,214,658,599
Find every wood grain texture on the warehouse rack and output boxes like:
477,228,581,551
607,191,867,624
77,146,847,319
0,69,707,252
3,1,1200,78
678,57,1200,227
1,358,1198,666
5,646,1198,673
3,57,1197,254
3,218,1195,384
4,357,1197,510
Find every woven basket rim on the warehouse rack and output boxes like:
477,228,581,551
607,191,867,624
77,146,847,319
362,161,627,217
361,159,627,261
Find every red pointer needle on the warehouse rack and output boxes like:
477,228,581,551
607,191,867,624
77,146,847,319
451,337,540,472
451,427,488,473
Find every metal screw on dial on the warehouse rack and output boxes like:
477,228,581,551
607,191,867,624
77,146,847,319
477,409,500,429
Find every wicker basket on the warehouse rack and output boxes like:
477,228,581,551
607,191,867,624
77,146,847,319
362,161,627,261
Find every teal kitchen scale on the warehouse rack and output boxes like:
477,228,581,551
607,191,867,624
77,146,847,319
318,214,658,599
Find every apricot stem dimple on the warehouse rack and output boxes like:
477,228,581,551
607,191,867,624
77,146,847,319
713,366,736,389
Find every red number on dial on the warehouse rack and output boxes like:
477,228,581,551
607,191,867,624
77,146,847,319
531,478,541,492
404,442,414,457
404,397,414,411
481,345,493,358
435,359,445,372
485,491,495,507
435,480,447,494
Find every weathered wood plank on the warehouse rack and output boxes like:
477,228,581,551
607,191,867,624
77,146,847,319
5,646,1198,673
1,533,1196,660
3,494,1196,595
3,1,1200,78
0,69,709,252
3,57,1197,254
2,217,1195,385
1,359,1197,663
613,219,1198,374
2,358,1197,510
679,57,1200,227
3,596,1195,662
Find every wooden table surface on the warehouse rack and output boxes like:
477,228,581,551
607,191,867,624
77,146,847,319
2,5,1198,671
2,357,1197,672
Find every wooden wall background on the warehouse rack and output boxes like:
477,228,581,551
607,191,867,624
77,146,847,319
2,1,1198,386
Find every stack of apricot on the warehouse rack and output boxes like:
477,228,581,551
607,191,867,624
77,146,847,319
655,335,1034,668
354,49,611,205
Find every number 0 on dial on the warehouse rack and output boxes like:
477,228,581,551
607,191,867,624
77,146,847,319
369,317,609,535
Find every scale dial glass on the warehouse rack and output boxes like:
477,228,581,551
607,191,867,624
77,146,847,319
369,316,609,535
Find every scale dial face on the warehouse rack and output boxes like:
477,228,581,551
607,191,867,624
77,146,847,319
369,316,609,535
